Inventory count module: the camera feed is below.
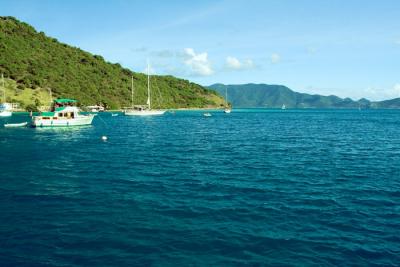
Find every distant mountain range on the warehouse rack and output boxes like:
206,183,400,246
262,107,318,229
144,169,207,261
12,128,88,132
209,83,400,109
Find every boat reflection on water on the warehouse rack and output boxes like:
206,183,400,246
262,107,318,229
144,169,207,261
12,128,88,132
32,124,94,142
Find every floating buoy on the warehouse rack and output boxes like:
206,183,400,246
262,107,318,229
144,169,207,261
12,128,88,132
101,135,108,141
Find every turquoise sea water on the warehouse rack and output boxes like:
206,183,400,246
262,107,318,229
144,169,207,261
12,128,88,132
0,109,399,266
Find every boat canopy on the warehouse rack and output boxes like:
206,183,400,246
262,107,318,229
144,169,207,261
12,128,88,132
41,111,55,117
54,99,77,104
55,107,66,112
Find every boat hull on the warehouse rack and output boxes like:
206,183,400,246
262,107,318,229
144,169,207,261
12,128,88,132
31,115,94,127
0,111,12,117
224,109,232,113
4,122,28,128
124,110,166,116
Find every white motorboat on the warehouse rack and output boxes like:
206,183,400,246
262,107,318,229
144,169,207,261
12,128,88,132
0,103,12,117
4,122,28,128
87,105,105,112
31,99,94,127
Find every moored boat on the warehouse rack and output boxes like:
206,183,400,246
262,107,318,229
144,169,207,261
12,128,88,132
0,74,12,117
86,105,105,112
0,103,12,117
124,62,165,116
31,99,94,127
223,87,232,113
125,106,166,116
4,122,28,128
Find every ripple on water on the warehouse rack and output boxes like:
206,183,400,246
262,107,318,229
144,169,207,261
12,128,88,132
0,110,400,266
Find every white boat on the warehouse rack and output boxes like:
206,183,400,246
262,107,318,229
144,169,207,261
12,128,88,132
124,62,166,116
31,99,94,127
87,105,105,112
203,112,212,117
0,103,12,117
281,104,286,110
0,74,12,117
223,87,232,113
125,106,166,116
4,122,28,128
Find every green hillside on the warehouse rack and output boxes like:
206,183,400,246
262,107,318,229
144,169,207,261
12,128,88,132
209,83,400,109
372,98,400,109
0,16,225,110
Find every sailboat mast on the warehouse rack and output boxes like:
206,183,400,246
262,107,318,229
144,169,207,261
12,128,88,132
225,87,228,107
147,61,151,109
131,75,134,107
48,87,53,105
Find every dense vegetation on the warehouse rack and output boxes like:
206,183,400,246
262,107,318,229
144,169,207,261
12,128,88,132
209,83,400,109
0,16,224,109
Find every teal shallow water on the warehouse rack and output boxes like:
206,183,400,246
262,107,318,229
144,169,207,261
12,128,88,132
0,109,399,266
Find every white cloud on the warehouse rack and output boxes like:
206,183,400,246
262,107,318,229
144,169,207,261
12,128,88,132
226,56,241,69
183,48,213,76
225,56,254,70
270,53,281,64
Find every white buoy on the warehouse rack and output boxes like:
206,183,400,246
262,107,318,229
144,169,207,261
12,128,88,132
101,135,108,141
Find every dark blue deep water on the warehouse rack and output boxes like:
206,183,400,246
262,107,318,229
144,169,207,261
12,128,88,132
0,109,399,266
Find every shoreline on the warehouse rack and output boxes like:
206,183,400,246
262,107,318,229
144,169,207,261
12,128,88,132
9,107,400,114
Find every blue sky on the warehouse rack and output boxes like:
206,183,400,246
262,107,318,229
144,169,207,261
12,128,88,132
1,0,400,100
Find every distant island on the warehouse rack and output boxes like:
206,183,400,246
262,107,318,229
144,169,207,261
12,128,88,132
209,83,400,109
0,16,225,110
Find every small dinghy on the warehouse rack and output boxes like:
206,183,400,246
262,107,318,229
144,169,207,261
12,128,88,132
203,112,212,117
4,122,28,128
111,113,118,117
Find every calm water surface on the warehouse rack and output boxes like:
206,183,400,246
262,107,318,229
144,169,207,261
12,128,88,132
0,109,399,266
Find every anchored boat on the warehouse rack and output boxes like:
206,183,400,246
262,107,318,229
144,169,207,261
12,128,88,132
31,99,94,127
0,103,12,117
4,122,28,128
124,62,166,116
0,74,12,117
224,87,231,113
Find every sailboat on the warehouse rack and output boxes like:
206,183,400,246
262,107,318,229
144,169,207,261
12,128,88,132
224,87,231,113
281,104,286,110
124,62,165,116
0,74,12,117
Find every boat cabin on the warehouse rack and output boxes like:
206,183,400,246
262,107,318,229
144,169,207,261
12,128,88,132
125,105,150,112
39,99,79,120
